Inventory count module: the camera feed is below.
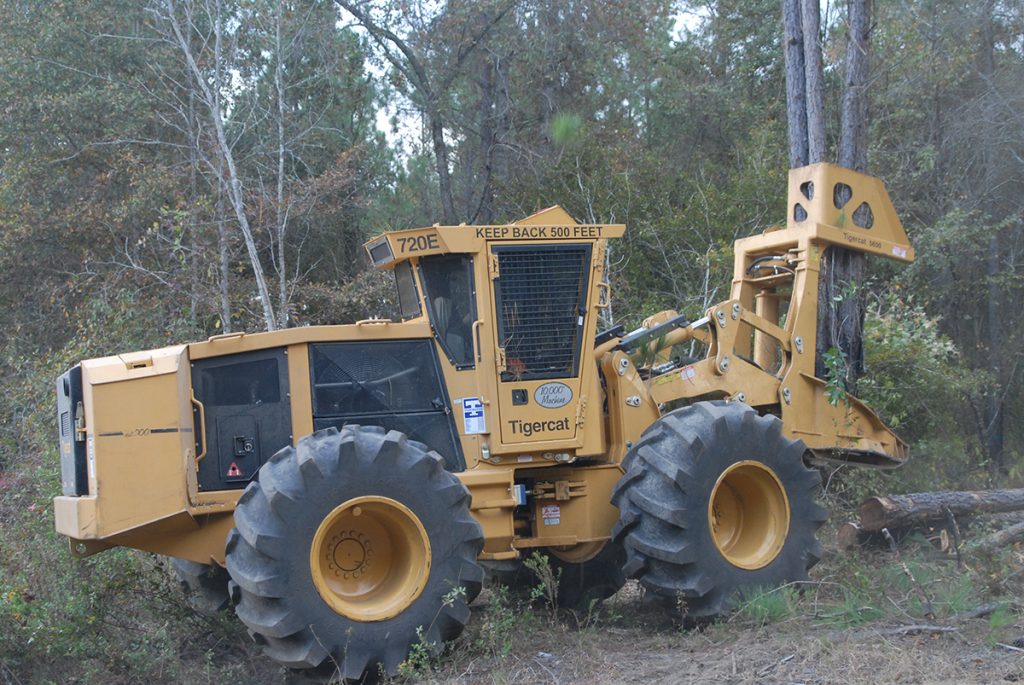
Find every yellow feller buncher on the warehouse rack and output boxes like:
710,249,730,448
54,163,914,678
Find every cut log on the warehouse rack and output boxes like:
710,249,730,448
859,489,1024,531
982,520,1024,550
837,521,865,550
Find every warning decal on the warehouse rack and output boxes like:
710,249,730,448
226,462,243,477
461,397,486,435
542,504,561,526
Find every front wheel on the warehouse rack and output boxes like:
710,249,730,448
225,426,483,680
611,401,826,618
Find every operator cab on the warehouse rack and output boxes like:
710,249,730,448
364,209,626,462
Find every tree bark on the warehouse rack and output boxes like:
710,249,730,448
815,0,870,389
859,489,1024,531
475,55,496,223
429,112,457,223
186,0,199,328
838,0,870,171
983,520,1024,550
783,0,808,168
801,0,825,163
979,0,1004,475
216,175,232,333
273,0,289,328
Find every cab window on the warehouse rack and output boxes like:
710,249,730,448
420,255,476,368
394,261,421,320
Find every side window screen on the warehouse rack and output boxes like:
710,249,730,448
421,255,476,368
196,358,281,406
311,341,441,415
394,261,421,320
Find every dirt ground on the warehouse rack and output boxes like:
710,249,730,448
415,582,1024,685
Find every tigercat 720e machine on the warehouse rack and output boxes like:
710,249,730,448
54,163,914,678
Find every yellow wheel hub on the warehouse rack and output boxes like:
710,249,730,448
310,496,431,622
548,540,605,564
708,461,790,570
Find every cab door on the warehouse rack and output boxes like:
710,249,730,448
488,243,593,450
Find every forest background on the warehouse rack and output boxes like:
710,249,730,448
0,0,1022,682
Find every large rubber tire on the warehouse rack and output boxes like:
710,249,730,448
225,426,484,680
172,558,231,614
611,401,826,619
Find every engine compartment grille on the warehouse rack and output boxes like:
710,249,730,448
495,245,591,381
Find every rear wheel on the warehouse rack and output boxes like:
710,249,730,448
611,401,826,619
226,426,483,680
172,558,231,614
546,542,626,611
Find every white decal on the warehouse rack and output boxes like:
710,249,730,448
534,382,573,409
542,504,561,526
679,366,696,381
87,435,95,480
461,397,486,434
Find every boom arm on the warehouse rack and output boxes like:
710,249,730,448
602,163,914,467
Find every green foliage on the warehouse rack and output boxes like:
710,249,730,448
522,552,561,610
858,293,987,489
734,585,801,625
473,585,538,660
986,606,1016,646
823,347,849,407
396,626,434,679
550,113,584,146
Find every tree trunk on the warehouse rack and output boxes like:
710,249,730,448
801,0,825,163
859,489,1024,531
429,111,457,224
475,55,496,224
492,52,511,216
274,0,289,328
186,1,199,328
837,521,866,549
838,0,870,171
162,0,277,330
979,0,1004,475
783,0,808,168
815,0,870,390
216,176,232,333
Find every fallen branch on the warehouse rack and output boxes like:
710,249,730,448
756,653,796,678
981,519,1024,550
951,601,1016,621
837,624,960,640
875,624,959,637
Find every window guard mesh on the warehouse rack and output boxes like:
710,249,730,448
495,245,591,381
